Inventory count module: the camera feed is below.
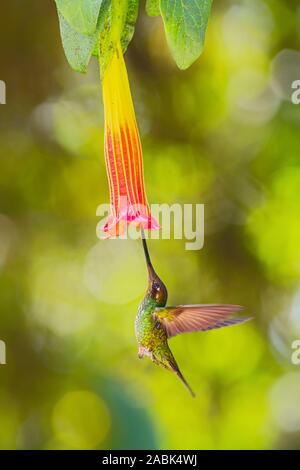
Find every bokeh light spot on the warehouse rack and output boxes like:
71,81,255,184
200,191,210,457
52,390,111,449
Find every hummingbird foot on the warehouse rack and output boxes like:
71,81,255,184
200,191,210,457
138,346,145,359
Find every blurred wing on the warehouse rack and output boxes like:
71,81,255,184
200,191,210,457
153,304,251,338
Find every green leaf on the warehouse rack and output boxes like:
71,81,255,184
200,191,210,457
58,12,100,73
160,0,212,69
55,0,104,35
56,0,139,75
146,0,160,17
121,0,139,52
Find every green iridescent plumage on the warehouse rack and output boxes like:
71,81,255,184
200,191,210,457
135,232,252,397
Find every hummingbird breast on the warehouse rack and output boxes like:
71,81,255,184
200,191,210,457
135,297,167,351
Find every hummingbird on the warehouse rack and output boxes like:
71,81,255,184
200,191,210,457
135,232,251,397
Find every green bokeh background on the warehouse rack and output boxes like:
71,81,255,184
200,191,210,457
1,0,300,450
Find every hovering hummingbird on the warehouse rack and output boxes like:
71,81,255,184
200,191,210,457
135,233,251,397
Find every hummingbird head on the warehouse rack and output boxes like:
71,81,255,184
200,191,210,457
141,231,168,307
147,263,168,307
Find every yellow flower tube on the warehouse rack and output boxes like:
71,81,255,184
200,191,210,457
99,43,159,237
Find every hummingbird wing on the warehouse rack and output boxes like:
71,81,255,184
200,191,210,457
153,304,251,338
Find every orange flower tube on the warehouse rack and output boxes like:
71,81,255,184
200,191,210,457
99,43,159,238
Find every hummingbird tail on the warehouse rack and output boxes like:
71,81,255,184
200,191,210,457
152,348,195,397
170,362,195,398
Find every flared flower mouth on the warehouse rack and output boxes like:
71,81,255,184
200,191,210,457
98,43,159,238
99,198,160,238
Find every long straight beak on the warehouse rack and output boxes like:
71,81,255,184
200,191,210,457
140,228,157,281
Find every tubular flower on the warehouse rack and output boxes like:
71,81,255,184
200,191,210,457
99,43,159,238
